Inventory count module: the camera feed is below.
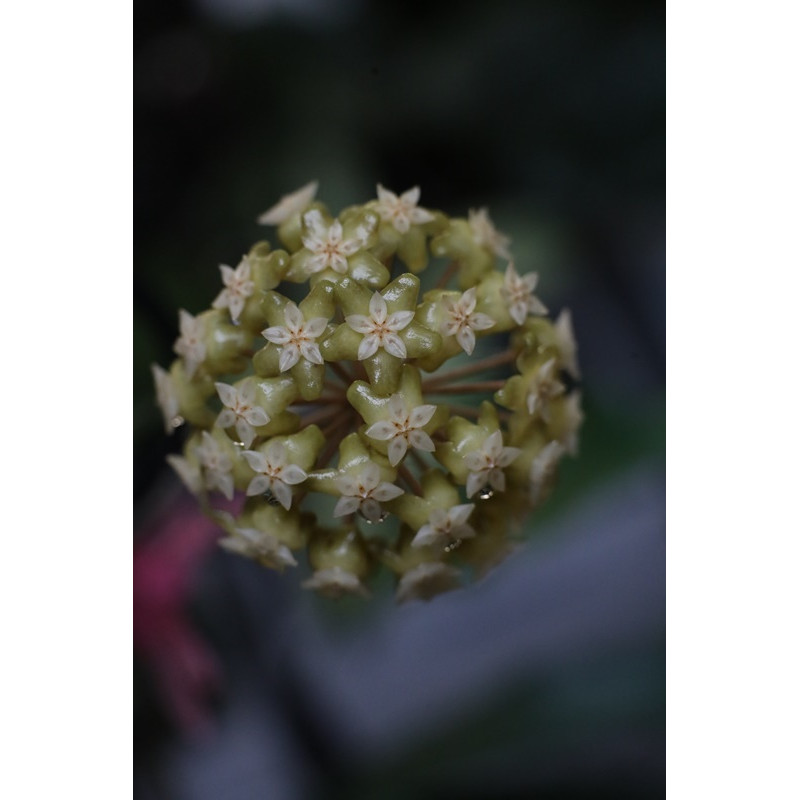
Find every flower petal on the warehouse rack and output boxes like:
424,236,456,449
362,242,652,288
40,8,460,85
242,406,270,426
372,481,404,502
368,292,387,323
387,436,408,466
382,333,407,359
302,208,328,244
262,326,291,345
215,382,238,408
470,312,496,332
357,334,380,361
299,341,324,365
246,475,272,496
488,468,506,492
235,418,256,448
410,524,437,549
450,504,475,527
279,344,301,372
280,464,308,485
466,470,486,498
360,462,381,491
346,314,373,334
216,409,236,430
387,393,407,420
408,430,435,452
410,207,435,225
333,495,361,517
304,317,328,338
365,421,396,441
408,404,436,428
497,446,522,468
270,480,293,510
284,302,305,331
456,326,476,355
385,310,414,331
241,449,268,472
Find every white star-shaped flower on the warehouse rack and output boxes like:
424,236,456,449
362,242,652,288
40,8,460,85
195,431,234,500
219,526,298,570
257,180,318,225
529,441,565,504
173,309,206,379
166,454,203,495
215,380,270,448
526,358,565,422
211,257,255,323
554,308,580,379
151,364,181,434
346,291,415,360
501,262,548,326
463,430,521,498
241,441,308,510
395,562,461,604
302,567,370,598
411,503,476,550
301,209,369,275
365,394,437,466
333,462,404,522
262,302,328,372
440,287,495,355
468,207,511,259
374,184,435,234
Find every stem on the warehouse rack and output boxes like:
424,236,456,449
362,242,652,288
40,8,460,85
301,403,347,428
447,404,482,419
293,393,345,406
320,408,353,440
408,448,430,473
315,417,353,468
323,378,344,394
422,349,517,387
435,261,460,289
424,380,505,395
397,463,423,496
328,361,356,385
447,404,511,423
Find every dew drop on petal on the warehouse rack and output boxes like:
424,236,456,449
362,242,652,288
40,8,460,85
170,415,185,429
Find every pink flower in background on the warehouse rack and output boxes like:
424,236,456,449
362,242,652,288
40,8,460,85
133,492,240,735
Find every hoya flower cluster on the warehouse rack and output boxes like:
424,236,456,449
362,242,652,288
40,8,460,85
153,181,583,603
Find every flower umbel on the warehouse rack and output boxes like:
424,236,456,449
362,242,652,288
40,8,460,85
157,183,582,601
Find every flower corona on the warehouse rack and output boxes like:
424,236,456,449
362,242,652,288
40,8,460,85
154,183,583,602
